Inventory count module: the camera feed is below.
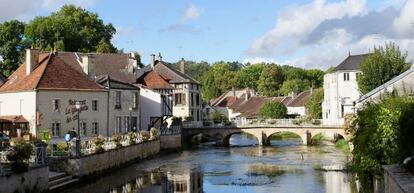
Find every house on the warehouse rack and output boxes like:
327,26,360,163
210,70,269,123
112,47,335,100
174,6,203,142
136,53,202,122
357,65,414,107
0,49,108,138
0,49,143,140
322,53,369,125
210,88,257,120
286,90,312,116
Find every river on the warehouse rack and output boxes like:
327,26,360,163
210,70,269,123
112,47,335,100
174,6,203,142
63,134,357,193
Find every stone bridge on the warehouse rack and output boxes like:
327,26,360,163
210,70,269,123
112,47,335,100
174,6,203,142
182,126,346,146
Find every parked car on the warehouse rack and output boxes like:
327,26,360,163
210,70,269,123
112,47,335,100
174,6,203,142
0,133,10,148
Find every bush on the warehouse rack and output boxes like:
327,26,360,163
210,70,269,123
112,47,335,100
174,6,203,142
111,133,122,148
150,127,158,140
310,133,325,146
141,130,150,141
306,88,323,119
212,112,227,123
128,132,137,145
259,101,287,119
184,116,193,121
93,135,105,153
351,94,414,192
7,143,33,173
56,142,68,152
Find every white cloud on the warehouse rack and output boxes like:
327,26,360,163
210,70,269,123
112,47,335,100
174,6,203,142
181,4,200,22
242,57,281,65
392,0,414,38
0,0,96,22
246,0,366,56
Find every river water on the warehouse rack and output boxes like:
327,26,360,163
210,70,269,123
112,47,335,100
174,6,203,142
63,134,357,193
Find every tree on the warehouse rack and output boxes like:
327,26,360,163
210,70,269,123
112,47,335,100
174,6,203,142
235,64,264,90
358,43,410,94
25,5,116,52
259,101,287,119
257,64,284,96
279,79,310,96
201,63,237,101
305,69,324,88
306,88,324,119
0,20,27,76
96,39,116,53
132,52,144,68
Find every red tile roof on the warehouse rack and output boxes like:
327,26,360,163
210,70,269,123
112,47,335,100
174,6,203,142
136,70,173,89
216,96,237,107
0,115,28,123
0,52,105,92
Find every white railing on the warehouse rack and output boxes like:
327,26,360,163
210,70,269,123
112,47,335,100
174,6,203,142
182,118,343,129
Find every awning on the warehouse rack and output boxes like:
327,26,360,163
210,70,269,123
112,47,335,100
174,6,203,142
0,115,28,123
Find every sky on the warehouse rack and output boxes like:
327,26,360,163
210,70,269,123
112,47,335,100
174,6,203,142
0,0,413,70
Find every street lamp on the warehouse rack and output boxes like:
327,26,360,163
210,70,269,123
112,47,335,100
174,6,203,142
75,101,81,156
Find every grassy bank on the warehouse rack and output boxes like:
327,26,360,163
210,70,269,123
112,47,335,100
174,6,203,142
335,139,350,153
269,132,301,140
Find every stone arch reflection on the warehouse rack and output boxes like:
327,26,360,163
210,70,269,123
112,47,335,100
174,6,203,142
163,167,203,193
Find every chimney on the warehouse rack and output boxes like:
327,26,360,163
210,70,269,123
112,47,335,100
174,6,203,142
81,54,96,79
245,90,251,101
232,87,236,96
288,92,297,98
157,52,162,61
150,54,155,68
180,58,185,74
26,49,40,75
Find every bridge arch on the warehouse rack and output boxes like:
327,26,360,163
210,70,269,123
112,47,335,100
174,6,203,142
266,131,304,145
221,131,260,146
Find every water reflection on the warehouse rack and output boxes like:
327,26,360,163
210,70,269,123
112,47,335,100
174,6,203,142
63,133,356,193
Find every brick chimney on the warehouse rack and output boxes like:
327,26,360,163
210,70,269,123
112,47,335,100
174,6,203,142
150,54,155,69
157,52,162,61
26,49,40,75
180,58,185,74
81,54,96,79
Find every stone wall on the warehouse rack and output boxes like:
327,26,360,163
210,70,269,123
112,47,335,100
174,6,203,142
62,140,160,177
160,134,182,150
383,165,414,193
0,165,49,193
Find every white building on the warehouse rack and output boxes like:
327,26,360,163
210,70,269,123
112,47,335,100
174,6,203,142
322,54,369,125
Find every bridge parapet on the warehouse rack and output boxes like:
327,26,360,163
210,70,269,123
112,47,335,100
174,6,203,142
182,118,343,129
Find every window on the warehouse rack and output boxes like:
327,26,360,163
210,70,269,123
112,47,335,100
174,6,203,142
132,92,138,109
196,110,200,121
92,122,99,135
191,93,194,106
174,93,186,105
116,117,122,133
52,99,60,112
52,123,60,137
92,100,98,111
196,94,200,106
81,122,87,136
343,73,350,81
115,91,122,109
356,72,361,80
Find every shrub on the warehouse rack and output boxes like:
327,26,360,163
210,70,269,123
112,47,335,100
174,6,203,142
141,130,150,141
310,133,325,146
93,135,105,153
212,112,227,123
259,101,287,119
128,132,137,145
306,88,324,119
351,94,414,192
184,116,193,121
111,133,122,148
38,129,51,143
6,143,33,173
150,127,158,140
56,142,68,152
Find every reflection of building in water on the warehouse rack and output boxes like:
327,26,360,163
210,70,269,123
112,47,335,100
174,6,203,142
325,171,355,193
163,168,203,193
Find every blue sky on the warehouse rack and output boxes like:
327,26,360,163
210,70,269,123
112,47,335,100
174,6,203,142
0,0,412,69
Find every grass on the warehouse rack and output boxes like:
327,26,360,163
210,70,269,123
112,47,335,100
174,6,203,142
310,133,325,146
335,139,350,153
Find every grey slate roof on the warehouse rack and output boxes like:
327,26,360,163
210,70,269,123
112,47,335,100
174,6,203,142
154,61,200,84
334,54,370,72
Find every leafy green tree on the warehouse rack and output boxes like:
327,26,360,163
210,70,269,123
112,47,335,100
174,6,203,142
306,88,324,119
358,43,409,94
0,20,27,76
281,65,307,80
279,79,310,95
305,69,324,88
259,101,287,119
25,5,116,52
235,64,264,90
96,39,116,53
351,94,414,192
171,60,211,82
257,64,284,96
201,63,236,101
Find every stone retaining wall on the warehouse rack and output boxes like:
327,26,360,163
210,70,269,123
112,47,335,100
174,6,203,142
0,165,49,193
62,140,160,177
160,134,182,150
383,165,414,193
